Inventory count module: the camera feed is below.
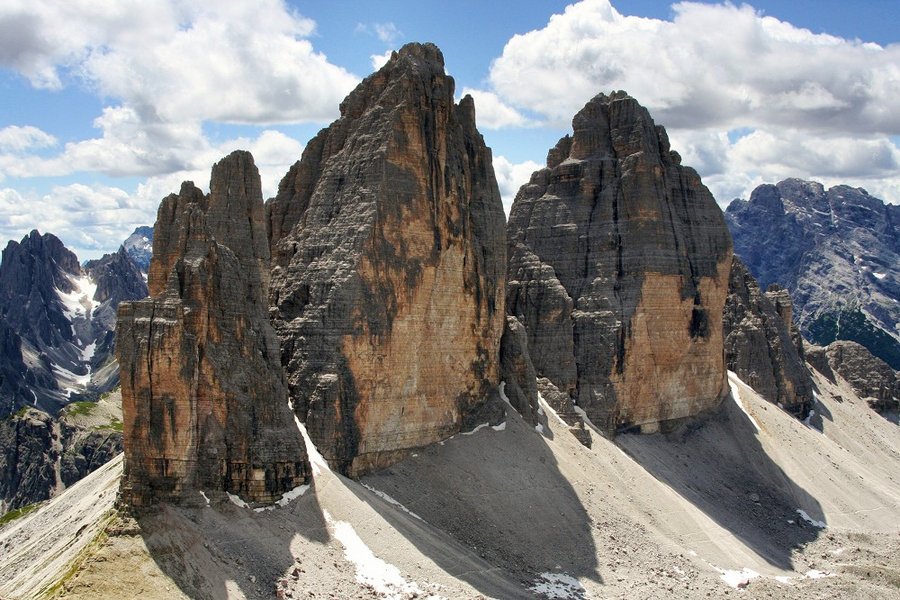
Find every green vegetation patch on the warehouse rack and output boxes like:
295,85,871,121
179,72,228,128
806,308,900,369
0,502,41,527
64,401,98,417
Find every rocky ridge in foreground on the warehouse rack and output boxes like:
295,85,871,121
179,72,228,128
267,43,507,475
117,151,309,508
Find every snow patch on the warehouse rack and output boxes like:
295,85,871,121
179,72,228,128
728,372,760,433
361,483,424,521
718,567,760,589
805,569,833,579
227,492,249,509
198,491,210,506
80,342,96,362
529,572,587,599
254,484,310,512
56,275,97,322
796,509,826,528
498,381,512,406
290,400,329,476
461,423,489,436
492,421,507,431
535,423,545,434
324,509,425,599
873,272,886,280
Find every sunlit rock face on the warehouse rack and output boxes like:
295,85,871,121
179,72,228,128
267,43,507,476
506,91,732,434
117,151,309,509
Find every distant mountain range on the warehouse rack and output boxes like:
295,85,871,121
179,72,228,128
0,229,148,419
726,179,900,369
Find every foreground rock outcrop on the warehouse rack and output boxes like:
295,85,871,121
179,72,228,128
506,91,732,433
117,151,309,508
807,341,899,413
726,179,900,369
723,258,814,417
267,43,506,475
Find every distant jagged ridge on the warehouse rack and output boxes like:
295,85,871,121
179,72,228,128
726,179,900,369
0,231,147,419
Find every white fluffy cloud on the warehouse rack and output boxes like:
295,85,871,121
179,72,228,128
493,155,543,215
0,126,57,153
461,88,535,130
489,0,900,205
0,0,358,123
490,0,900,134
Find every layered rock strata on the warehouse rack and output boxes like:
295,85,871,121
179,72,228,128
723,258,813,417
807,341,899,413
267,43,506,475
506,91,732,434
117,151,309,508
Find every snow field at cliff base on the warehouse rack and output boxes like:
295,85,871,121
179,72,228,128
1,368,898,600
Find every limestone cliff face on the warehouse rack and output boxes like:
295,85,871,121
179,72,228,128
724,258,813,418
117,151,309,508
267,43,506,475
506,91,732,434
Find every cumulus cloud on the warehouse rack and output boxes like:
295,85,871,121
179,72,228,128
0,183,153,260
371,50,394,71
493,155,543,215
667,126,900,206
0,126,58,153
461,88,535,130
489,0,900,135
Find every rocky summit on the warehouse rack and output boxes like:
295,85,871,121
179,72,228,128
267,43,506,475
726,179,900,369
723,258,814,417
506,91,733,434
116,151,309,508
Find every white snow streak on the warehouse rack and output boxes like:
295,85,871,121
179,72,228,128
324,509,425,599
718,567,760,589
56,275,96,322
361,483,424,521
728,372,761,433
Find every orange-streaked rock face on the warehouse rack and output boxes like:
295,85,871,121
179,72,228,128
507,91,732,434
267,43,506,475
117,151,309,508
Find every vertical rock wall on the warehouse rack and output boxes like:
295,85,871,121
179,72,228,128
267,43,506,475
117,151,309,508
507,91,732,433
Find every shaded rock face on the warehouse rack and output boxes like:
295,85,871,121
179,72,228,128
723,258,813,418
267,43,506,475
726,179,900,369
0,407,122,514
506,91,732,434
499,316,540,426
807,341,899,413
117,151,309,508
0,231,145,418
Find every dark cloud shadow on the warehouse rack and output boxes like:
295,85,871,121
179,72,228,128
618,389,825,571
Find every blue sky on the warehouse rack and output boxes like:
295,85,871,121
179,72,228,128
1,0,898,259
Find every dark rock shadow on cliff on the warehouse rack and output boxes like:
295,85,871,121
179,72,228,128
136,477,329,600
617,389,825,571
357,399,601,597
